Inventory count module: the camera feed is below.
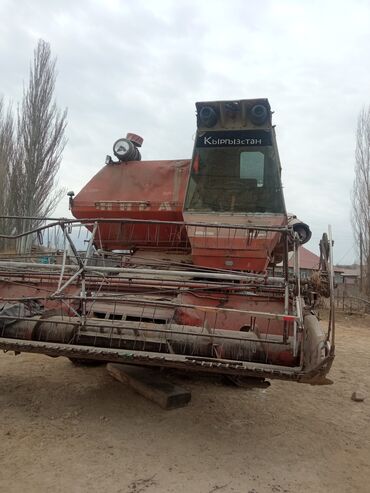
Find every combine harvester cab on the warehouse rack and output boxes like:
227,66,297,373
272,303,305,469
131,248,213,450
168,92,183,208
0,99,335,385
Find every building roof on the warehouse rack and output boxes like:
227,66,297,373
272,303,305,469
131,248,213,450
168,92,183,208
288,246,321,270
279,246,344,272
339,267,360,278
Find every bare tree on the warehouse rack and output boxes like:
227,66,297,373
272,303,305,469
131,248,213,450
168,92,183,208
0,99,10,215
0,98,16,249
0,98,17,213
351,106,370,295
14,40,67,251
0,40,67,252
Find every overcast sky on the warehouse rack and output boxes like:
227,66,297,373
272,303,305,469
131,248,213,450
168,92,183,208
1,0,369,263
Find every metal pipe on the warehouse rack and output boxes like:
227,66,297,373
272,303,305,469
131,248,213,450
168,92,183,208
283,232,290,343
0,260,285,284
328,225,335,348
0,274,285,293
0,216,293,240
0,292,295,320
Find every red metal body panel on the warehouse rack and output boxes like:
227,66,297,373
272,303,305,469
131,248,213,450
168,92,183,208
72,159,287,272
72,160,190,250
175,292,287,333
183,212,286,271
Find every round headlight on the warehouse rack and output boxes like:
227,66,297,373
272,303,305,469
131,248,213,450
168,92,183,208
293,223,312,245
113,138,141,162
250,104,268,125
113,138,133,160
198,106,218,128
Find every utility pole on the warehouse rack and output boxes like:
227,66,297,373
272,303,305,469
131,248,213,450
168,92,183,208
360,231,363,293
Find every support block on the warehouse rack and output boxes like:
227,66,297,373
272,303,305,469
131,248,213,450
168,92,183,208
107,363,191,410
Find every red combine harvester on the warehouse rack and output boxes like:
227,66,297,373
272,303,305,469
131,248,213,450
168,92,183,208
0,99,335,385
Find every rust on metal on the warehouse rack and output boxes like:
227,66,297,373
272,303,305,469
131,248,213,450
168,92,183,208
0,98,335,385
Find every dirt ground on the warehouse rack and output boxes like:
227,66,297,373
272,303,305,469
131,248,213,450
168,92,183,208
0,312,369,493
